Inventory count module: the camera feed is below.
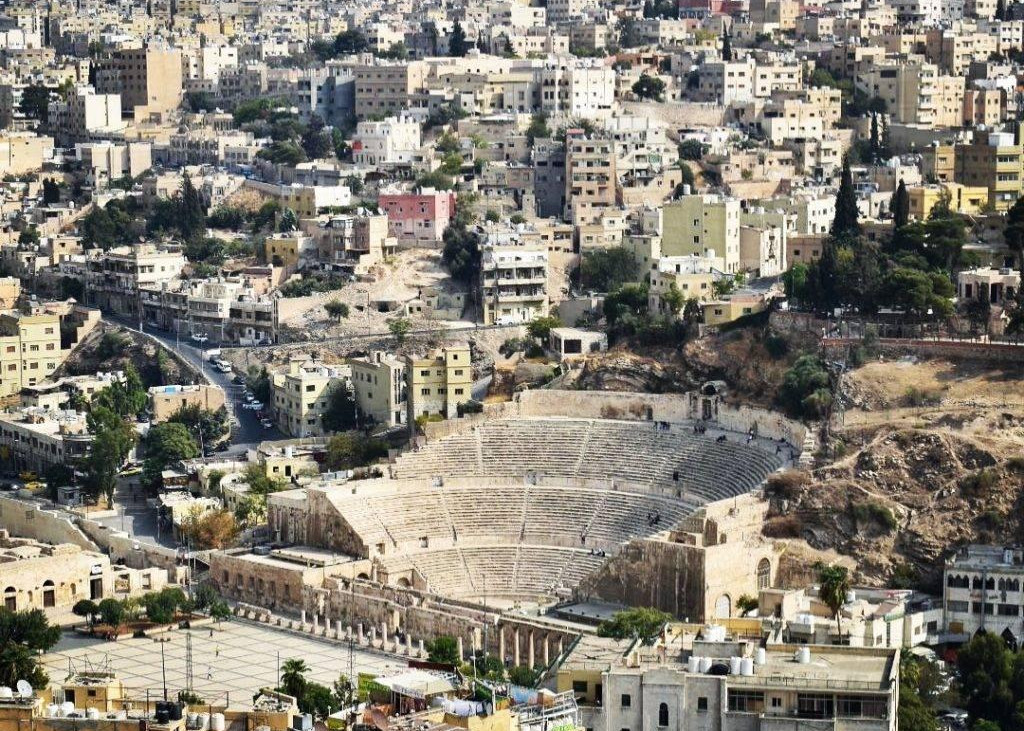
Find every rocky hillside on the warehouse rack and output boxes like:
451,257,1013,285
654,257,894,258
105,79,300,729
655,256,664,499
59,324,196,387
768,356,1024,591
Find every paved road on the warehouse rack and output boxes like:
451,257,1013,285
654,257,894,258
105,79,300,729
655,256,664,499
106,316,283,445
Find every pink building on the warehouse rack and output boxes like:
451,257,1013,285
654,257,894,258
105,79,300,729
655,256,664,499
378,188,457,246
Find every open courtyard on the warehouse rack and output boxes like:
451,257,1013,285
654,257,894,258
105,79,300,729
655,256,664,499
42,619,405,705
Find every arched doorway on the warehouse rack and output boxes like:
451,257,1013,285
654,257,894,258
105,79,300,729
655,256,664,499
1003,627,1018,651
757,558,772,590
42,580,55,608
396,577,411,588
3,586,15,611
715,594,731,619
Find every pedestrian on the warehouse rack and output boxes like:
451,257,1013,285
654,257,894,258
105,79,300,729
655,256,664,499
215,646,220,657
206,667,212,681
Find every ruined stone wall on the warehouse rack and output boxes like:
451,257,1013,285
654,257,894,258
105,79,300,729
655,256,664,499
823,337,1024,364
577,537,708,621
0,496,97,549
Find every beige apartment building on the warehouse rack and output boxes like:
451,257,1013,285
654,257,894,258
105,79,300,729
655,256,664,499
149,384,226,422
662,195,742,273
0,308,65,398
271,359,349,438
0,132,51,176
72,244,187,318
565,130,617,227
94,47,183,119
955,129,1024,211
349,351,406,427
857,61,964,128
405,343,472,422
352,61,428,119
480,245,549,325
0,407,92,473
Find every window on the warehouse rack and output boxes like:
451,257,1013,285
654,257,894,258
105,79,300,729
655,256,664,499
771,697,782,709
797,694,834,719
620,694,631,708
836,696,887,719
658,703,669,726
455,388,464,395
572,681,587,694
728,691,764,713
697,697,708,711
306,385,315,391
454,369,464,375
421,388,430,395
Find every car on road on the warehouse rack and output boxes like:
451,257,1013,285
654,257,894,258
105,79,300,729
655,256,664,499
191,333,208,343
261,419,273,429
244,401,264,410
214,360,232,373
232,375,245,385
18,470,36,482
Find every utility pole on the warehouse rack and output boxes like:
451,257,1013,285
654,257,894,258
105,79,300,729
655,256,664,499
160,639,168,701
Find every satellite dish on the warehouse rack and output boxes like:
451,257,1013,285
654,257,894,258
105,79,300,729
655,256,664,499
16,680,32,698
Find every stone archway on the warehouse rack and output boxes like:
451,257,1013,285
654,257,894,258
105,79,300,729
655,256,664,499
715,594,731,619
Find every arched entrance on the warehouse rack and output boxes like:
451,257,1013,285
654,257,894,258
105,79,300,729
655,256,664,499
715,594,731,619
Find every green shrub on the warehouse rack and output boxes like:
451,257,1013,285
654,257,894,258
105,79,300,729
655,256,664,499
850,501,897,532
903,387,941,407
961,468,998,496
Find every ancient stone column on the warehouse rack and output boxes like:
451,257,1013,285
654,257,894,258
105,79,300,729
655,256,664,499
406,634,413,655
543,635,550,667
499,627,506,662
357,623,364,643
513,629,521,667
528,630,535,669
457,636,465,662
300,610,306,625
418,639,426,657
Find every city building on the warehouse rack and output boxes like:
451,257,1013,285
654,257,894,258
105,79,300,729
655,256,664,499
405,343,472,422
944,545,1024,643
148,384,227,423
480,245,549,325
378,187,457,247
349,351,407,428
271,359,349,438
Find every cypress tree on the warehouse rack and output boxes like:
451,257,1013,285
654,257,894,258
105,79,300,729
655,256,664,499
721,27,732,61
178,173,206,242
892,179,910,231
449,20,468,57
831,156,861,239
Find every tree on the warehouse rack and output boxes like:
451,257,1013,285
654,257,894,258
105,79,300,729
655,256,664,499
997,0,1007,19
322,382,358,433
831,156,860,238
324,300,349,320
143,422,199,487
92,363,147,418
0,608,61,688
580,246,639,291
957,632,1017,726
42,178,60,205
778,354,831,419
281,658,310,700
899,655,940,731
603,283,649,325
597,607,672,643
661,282,686,315
721,27,732,61
300,682,336,719
427,636,460,664
870,113,879,158
19,84,50,122
442,219,481,284
508,666,540,687
278,207,298,233
168,404,229,446
388,317,412,344
209,601,231,625
527,315,562,341
631,74,666,101
83,405,136,507
1005,196,1024,273
17,227,39,247
178,173,206,242
332,674,354,710
72,599,98,628
526,113,550,145
180,508,239,549
449,21,470,57
334,29,369,55
97,598,126,627
892,179,910,230
677,139,706,160
415,170,454,190
325,432,389,470
816,564,850,637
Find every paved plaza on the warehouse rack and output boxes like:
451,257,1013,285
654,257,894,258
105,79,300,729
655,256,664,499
42,620,406,705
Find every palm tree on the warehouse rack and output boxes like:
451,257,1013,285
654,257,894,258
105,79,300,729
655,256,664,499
280,658,309,699
817,564,851,638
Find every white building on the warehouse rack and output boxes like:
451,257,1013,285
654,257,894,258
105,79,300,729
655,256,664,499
352,115,422,167
480,245,549,325
945,545,1024,644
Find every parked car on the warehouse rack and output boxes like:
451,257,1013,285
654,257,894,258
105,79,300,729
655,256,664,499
261,419,273,429
232,375,245,385
191,333,208,343
214,361,232,373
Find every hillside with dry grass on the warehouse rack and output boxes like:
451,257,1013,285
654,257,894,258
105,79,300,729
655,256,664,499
767,356,1024,591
